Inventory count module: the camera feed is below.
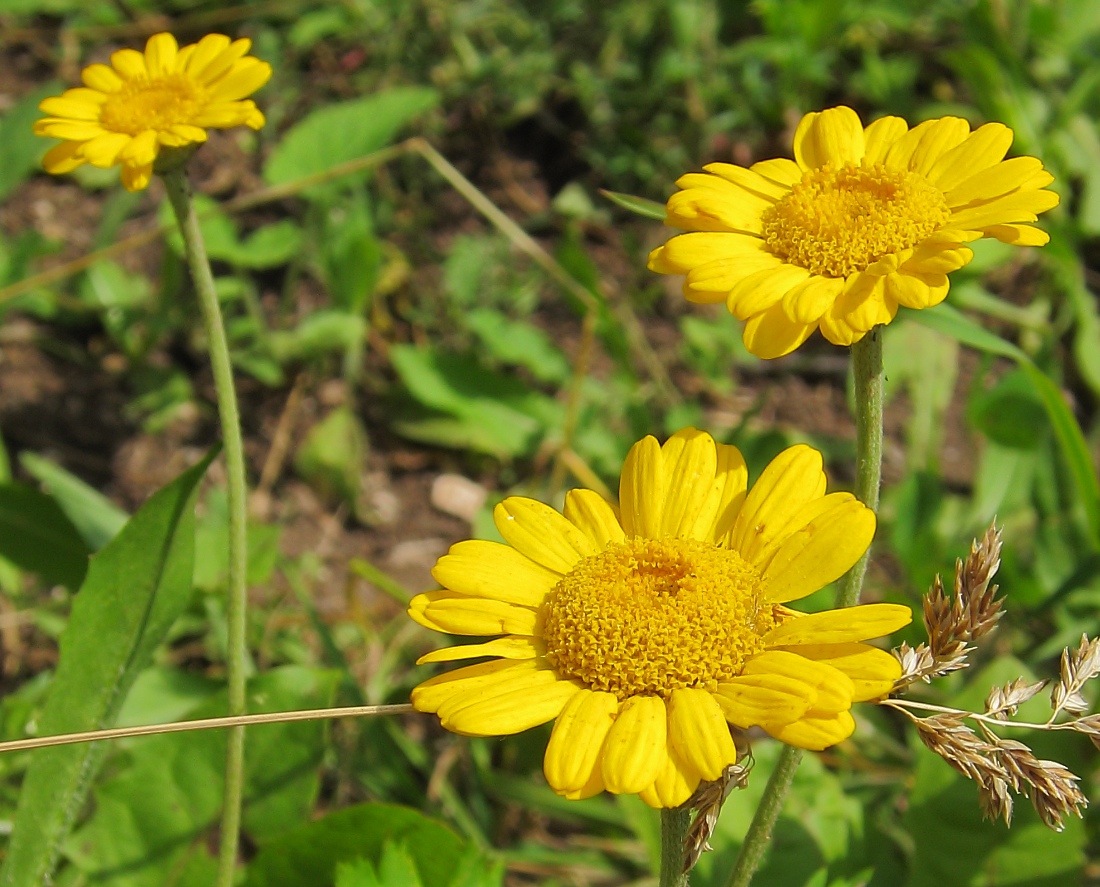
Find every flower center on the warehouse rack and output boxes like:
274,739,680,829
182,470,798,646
760,162,951,277
99,74,206,135
541,537,774,700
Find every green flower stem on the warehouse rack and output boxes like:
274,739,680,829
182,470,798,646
162,169,249,887
724,745,803,887
836,327,884,609
660,808,691,887
723,328,885,887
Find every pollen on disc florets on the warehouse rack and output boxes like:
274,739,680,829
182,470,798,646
541,537,775,700
761,161,952,278
99,75,206,135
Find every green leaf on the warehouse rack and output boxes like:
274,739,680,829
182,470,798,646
0,483,90,589
967,369,1048,449
20,452,129,551
0,452,213,887
242,804,488,887
464,308,573,384
64,666,339,885
915,304,1100,542
269,310,367,364
0,84,60,202
263,89,439,197
234,221,304,269
389,344,561,458
192,488,282,592
599,189,667,220
293,406,369,516
322,191,381,313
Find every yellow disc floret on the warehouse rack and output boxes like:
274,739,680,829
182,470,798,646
761,162,952,278
100,75,206,135
541,537,775,699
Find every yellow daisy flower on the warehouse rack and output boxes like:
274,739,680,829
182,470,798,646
34,32,271,192
410,428,911,808
648,106,1059,358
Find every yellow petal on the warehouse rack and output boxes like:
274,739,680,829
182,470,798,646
434,665,560,722
544,689,619,792
412,659,539,712
949,189,1060,228
982,223,1049,246
763,497,876,602
683,253,785,303
408,590,538,636
907,117,972,177
728,264,812,320
710,443,749,540
743,651,854,713
665,188,766,235
861,115,908,165
742,302,817,359
639,745,700,808
619,434,664,538
80,132,132,168
35,120,107,141
703,162,791,200
494,497,596,573
39,96,101,120
944,156,1045,208
443,677,579,736
120,163,152,192
766,710,855,750
184,33,233,77
601,696,667,794
762,602,912,646
659,428,719,539
41,141,86,174
118,129,158,167
192,36,253,84
927,122,1014,190
774,642,901,701
563,488,624,548
728,445,826,563
781,276,844,324
714,672,817,727
82,63,123,92
559,765,605,800
144,32,179,79
208,58,273,102
750,157,803,187
794,106,865,170
432,539,560,606
902,244,974,275
110,48,147,80
838,272,894,333
416,636,538,664
668,689,738,781
884,271,932,309
656,231,770,271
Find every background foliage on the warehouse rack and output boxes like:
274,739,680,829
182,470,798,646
0,0,1098,884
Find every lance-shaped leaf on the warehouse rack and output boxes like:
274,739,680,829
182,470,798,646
0,452,213,887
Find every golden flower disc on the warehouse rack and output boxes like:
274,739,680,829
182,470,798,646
761,162,952,278
99,74,206,135
541,537,776,699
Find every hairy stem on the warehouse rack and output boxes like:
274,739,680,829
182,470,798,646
163,169,249,887
723,745,803,887
837,328,884,608
724,328,885,887
660,808,691,887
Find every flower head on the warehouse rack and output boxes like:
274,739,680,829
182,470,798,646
34,32,271,192
648,106,1059,358
410,428,911,807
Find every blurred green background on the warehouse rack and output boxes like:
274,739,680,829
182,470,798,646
0,0,1098,884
